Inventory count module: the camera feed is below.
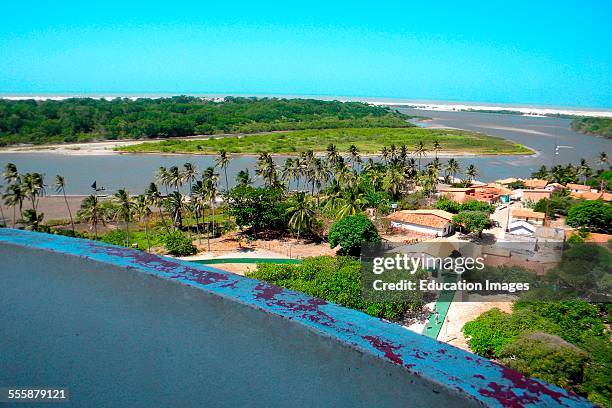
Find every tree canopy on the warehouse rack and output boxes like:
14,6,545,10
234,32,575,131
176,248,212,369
0,97,412,145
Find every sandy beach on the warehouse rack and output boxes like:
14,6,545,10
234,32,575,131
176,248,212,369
1,195,89,225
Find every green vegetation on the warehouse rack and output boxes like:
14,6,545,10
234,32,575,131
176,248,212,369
452,211,491,238
246,256,422,321
566,200,612,234
328,214,380,256
571,117,612,138
0,97,413,145
163,231,197,256
117,127,532,155
226,185,289,237
532,190,574,219
531,156,610,190
436,197,494,214
463,301,611,405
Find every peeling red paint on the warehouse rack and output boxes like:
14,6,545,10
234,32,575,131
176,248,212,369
479,365,574,407
86,243,230,285
473,374,485,380
362,335,404,365
252,282,337,328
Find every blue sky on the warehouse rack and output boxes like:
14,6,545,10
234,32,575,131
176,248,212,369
1,0,611,107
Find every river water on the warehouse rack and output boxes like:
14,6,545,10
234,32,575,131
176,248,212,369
0,109,610,195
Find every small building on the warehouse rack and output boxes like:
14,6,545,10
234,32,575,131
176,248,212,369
570,191,612,201
511,208,546,226
522,189,552,203
386,210,455,237
545,182,566,192
524,179,549,189
566,183,591,193
507,220,536,236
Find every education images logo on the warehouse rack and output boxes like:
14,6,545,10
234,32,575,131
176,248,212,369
359,242,545,302
370,252,530,293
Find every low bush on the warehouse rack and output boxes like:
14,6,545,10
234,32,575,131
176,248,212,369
328,214,380,256
499,332,589,392
247,256,422,322
164,231,196,256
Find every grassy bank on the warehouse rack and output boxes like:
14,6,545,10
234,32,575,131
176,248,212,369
571,117,612,138
116,127,532,155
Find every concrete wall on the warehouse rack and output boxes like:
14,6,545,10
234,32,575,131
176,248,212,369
390,221,452,237
0,229,591,407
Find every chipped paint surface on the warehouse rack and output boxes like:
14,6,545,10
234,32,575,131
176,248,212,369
0,229,592,407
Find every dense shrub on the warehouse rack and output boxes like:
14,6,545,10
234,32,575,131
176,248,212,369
247,256,422,321
452,211,491,238
464,300,611,405
163,232,196,256
436,198,494,214
328,214,380,256
566,199,612,233
499,332,589,392
462,307,560,357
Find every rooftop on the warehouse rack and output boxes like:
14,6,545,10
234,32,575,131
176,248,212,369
512,208,546,219
524,179,549,189
387,210,454,228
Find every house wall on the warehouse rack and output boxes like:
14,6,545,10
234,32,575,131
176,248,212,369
390,221,452,236
0,229,589,407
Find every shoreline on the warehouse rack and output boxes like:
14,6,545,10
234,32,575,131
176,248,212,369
0,129,536,158
0,140,536,158
2,94,611,117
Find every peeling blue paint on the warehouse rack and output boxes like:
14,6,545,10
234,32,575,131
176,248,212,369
0,229,592,407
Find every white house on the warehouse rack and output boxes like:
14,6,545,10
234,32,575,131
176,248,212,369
386,210,455,237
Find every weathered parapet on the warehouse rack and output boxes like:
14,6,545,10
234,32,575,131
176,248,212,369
0,229,591,407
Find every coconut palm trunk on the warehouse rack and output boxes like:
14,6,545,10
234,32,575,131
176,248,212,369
62,189,75,233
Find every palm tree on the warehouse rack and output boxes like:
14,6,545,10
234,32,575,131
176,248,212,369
380,146,389,164
349,145,361,172
399,144,408,165
215,150,231,192
168,166,183,192
327,144,340,166
191,180,208,245
22,172,45,212
54,175,75,234
336,188,366,219
18,209,44,231
414,141,427,170
383,164,405,199
0,183,6,227
165,191,185,230
445,159,460,183
114,189,134,246
78,194,105,239
532,165,548,180
433,140,441,158
577,158,592,183
599,152,608,169
286,192,315,240
156,167,170,195
134,195,152,252
3,163,20,185
145,182,170,233
202,167,219,238
465,164,478,182
282,158,296,191
3,183,26,227
236,169,252,187
183,163,198,197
